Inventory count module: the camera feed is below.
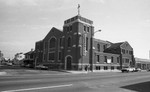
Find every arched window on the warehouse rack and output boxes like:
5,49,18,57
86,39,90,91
49,37,56,48
67,37,71,47
97,44,100,52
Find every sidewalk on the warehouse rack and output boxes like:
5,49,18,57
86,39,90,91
0,69,120,76
2,68,139,76
64,69,121,74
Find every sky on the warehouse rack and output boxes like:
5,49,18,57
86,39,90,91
0,0,150,59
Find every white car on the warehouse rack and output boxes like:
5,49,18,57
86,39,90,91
6,62,13,66
121,67,135,73
134,68,141,72
36,65,48,70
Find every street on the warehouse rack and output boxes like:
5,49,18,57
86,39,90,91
0,71,150,92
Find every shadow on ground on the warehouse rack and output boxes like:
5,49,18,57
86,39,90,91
121,81,150,92
0,65,71,75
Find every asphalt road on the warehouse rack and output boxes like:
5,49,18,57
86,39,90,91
0,71,150,92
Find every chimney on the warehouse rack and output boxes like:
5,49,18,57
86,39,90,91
31,48,34,51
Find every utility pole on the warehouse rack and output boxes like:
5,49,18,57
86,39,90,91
90,29,101,72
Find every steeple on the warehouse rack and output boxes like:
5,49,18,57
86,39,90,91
63,4,93,26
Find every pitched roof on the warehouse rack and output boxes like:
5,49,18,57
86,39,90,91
24,50,35,55
94,38,110,44
51,27,63,32
43,27,63,40
107,42,124,49
104,42,125,54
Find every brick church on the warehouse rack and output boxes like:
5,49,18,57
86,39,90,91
35,11,135,71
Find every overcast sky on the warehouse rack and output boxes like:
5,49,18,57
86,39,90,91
0,0,150,59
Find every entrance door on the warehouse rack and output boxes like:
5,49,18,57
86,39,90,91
66,56,72,70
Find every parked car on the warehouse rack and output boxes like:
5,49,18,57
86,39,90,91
36,65,48,70
121,67,135,73
6,62,13,66
134,68,141,72
147,69,150,72
25,64,34,68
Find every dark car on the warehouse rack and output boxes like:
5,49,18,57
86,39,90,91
147,69,150,72
25,64,34,68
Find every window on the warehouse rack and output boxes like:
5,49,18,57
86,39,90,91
117,66,120,70
125,59,129,63
111,66,114,70
49,38,56,49
111,57,114,63
129,51,133,55
67,37,71,47
104,66,108,70
67,26,69,32
96,66,101,70
84,26,86,32
70,25,72,31
86,37,88,50
49,52,55,60
122,49,125,54
104,56,107,63
117,57,120,63
59,38,62,47
97,55,100,62
58,52,62,60
97,44,100,52
30,54,33,59
87,27,89,32
63,26,66,31
103,45,106,50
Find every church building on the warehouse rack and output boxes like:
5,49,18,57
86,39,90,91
35,8,135,71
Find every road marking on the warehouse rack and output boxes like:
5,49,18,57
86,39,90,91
2,84,73,92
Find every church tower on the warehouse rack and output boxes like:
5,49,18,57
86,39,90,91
63,5,94,70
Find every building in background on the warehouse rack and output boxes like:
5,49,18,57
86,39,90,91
94,40,135,71
135,58,150,70
34,14,135,71
0,50,4,64
13,53,25,65
24,49,35,67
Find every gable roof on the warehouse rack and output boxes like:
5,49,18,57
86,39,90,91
107,42,124,49
43,27,63,40
24,50,35,55
104,42,125,54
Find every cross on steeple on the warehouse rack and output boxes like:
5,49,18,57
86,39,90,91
77,4,80,16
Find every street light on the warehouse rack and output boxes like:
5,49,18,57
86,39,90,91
94,30,101,34
90,29,101,72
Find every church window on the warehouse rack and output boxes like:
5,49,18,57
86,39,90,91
49,52,55,60
49,38,56,49
70,25,72,31
67,37,71,47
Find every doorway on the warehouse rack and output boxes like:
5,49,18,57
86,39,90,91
66,56,72,70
